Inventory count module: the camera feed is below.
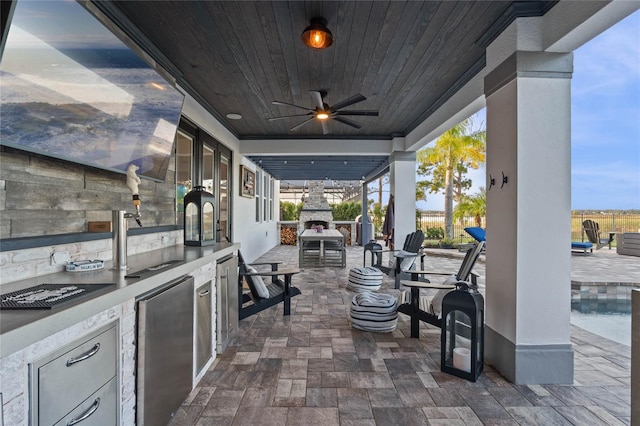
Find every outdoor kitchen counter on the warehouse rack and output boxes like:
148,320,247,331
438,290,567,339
0,242,239,358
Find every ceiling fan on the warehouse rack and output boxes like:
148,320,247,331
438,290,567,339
269,90,378,134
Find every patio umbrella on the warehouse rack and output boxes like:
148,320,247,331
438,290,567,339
382,194,394,248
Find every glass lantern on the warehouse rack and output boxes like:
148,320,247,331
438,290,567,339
184,186,215,246
440,282,484,382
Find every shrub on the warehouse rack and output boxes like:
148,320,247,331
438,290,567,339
425,226,444,240
331,202,362,221
280,201,299,221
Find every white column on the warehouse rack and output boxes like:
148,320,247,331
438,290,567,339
484,51,574,384
389,151,417,247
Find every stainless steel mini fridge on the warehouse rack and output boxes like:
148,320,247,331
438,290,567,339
137,275,194,426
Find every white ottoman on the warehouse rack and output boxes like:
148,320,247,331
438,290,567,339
347,266,383,292
350,292,398,332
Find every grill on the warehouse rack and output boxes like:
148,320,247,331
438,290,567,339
0,283,112,310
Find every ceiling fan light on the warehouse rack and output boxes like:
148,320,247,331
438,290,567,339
316,112,329,120
301,18,333,49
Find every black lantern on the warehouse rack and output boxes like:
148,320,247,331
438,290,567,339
184,186,215,246
441,281,484,381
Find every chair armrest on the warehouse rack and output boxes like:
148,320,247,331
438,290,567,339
247,261,283,283
249,261,283,268
370,249,400,254
247,268,300,276
407,270,451,276
399,280,456,290
240,268,300,295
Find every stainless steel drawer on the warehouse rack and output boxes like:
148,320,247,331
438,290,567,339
54,377,117,426
38,325,117,424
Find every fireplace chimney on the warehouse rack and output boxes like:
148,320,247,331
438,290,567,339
299,181,334,230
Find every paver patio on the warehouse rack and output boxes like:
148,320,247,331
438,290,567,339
169,244,636,426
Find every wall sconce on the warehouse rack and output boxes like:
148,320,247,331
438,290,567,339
301,17,333,49
488,172,509,190
500,171,508,189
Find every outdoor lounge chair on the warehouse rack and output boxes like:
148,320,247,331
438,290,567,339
237,251,301,320
582,219,615,250
458,226,486,252
397,241,485,338
374,230,426,289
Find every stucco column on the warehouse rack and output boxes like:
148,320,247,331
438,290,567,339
361,182,370,244
389,151,417,248
484,51,574,384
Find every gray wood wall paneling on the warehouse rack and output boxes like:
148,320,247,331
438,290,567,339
0,148,177,239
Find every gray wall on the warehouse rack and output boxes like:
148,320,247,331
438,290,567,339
0,147,177,239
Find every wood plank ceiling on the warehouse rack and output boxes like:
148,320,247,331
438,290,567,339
93,1,556,179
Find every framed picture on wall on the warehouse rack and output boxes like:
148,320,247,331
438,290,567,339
240,165,255,198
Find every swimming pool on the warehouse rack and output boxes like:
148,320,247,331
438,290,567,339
571,299,631,346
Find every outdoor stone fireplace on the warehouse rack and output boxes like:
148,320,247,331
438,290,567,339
299,181,333,229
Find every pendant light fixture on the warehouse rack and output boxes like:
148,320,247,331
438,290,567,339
301,17,333,49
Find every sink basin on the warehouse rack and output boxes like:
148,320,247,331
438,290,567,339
125,260,184,279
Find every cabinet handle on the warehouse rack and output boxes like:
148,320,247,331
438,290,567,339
198,289,210,297
67,397,100,425
66,343,100,367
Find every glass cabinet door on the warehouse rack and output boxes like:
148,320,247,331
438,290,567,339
202,145,215,195
218,153,230,242
176,130,194,226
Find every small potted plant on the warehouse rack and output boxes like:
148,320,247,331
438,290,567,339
439,238,455,249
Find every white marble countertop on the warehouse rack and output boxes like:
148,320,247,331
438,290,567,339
0,242,239,357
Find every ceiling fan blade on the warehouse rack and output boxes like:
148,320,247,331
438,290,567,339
333,116,362,129
272,100,314,112
289,117,315,132
331,94,366,111
269,113,313,121
321,121,330,135
335,110,379,117
309,90,325,109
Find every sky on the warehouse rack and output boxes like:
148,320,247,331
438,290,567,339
414,10,640,211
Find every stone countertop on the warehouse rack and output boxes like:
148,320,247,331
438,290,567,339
0,242,239,358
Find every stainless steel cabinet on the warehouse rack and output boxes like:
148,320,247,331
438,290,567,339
30,322,118,426
53,378,117,426
216,254,238,353
196,281,212,374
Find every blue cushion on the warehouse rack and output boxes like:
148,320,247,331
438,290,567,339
571,242,593,249
464,227,486,242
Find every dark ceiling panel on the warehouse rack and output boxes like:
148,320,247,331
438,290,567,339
89,1,556,180
246,155,389,181
96,1,555,141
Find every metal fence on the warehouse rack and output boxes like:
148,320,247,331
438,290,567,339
570,212,640,242
415,211,640,244
415,212,481,243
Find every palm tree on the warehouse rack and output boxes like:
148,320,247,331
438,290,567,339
417,118,485,239
453,187,486,227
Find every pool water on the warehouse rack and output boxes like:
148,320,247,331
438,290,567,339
571,299,631,346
